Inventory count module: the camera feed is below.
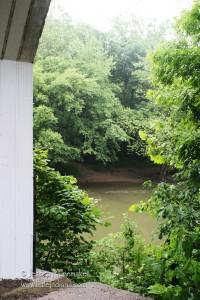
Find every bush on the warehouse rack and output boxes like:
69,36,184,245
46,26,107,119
145,181,200,300
90,202,200,300
89,217,161,296
34,148,101,278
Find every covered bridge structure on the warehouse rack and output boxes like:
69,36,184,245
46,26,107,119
0,0,51,279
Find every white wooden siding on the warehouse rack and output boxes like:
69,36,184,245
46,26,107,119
0,60,33,279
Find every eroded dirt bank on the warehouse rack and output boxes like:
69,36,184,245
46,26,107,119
77,163,161,184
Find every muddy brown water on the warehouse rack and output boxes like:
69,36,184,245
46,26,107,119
82,183,158,243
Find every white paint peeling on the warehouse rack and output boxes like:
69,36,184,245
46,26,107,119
0,60,33,279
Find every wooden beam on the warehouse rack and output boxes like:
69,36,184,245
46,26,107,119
18,0,51,62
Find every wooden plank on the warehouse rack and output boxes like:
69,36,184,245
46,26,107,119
0,0,13,57
0,0,51,62
19,0,51,62
4,0,32,60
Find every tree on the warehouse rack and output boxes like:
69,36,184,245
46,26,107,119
138,1,200,298
34,16,149,166
104,17,168,108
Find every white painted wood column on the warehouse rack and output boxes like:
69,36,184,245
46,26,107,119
0,60,33,279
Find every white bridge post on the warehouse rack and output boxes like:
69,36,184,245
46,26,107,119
0,60,33,279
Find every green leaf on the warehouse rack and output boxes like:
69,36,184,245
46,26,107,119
148,284,167,295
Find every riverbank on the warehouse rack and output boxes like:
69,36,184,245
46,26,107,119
76,163,161,184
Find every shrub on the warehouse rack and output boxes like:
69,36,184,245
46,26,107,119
34,148,101,278
89,217,161,295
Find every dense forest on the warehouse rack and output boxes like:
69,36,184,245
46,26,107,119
34,15,166,167
34,1,200,300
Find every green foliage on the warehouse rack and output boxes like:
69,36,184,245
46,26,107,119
105,17,168,108
134,181,200,299
34,18,132,164
34,105,58,135
90,218,161,295
89,2,200,299
178,0,200,41
36,128,80,163
34,16,166,166
134,2,200,299
31,6,200,298
34,148,101,275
